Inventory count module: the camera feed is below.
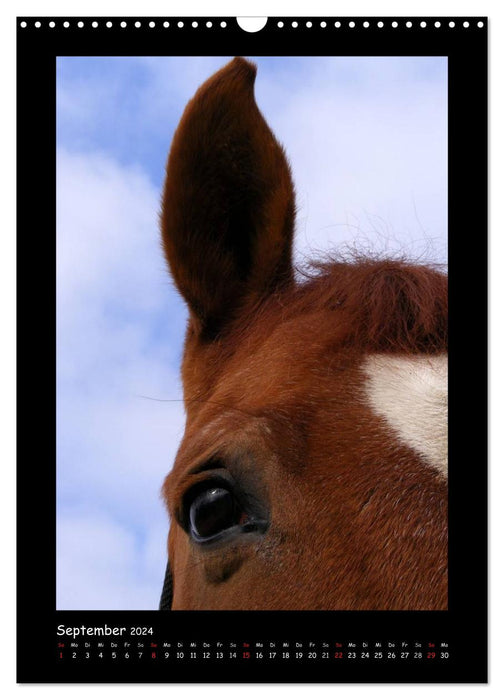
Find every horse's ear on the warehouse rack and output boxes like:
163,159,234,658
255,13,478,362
161,57,295,339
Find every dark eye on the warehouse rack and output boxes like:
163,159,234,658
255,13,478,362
188,486,244,542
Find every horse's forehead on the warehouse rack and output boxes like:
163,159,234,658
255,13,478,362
362,354,448,478
182,318,448,479
178,315,339,466
222,310,343,391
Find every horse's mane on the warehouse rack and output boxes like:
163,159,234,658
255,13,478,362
272,255,448,355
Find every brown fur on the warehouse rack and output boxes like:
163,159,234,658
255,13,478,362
161,58,447,610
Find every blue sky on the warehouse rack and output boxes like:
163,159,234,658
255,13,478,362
56,55,447,609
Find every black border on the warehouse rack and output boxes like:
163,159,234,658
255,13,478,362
17,17,488,683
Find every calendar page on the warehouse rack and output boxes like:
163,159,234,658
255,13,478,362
17,15,487,683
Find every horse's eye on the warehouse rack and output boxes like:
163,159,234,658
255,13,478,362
189,486,242,542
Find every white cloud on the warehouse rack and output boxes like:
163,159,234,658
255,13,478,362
57,148,186,391
255,57,447,265
134,56,234,128
57,149,185,609
57,150,169,317
57,508,167,609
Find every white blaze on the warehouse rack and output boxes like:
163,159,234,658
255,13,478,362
362,354,448,478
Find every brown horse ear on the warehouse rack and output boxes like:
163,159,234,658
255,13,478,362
161,57,295,339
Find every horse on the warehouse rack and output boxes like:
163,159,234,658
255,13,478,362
159,57,448,610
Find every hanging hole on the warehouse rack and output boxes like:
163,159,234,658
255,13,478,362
237,17,268,32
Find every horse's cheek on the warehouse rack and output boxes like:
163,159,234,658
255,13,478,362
170,528,195,609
